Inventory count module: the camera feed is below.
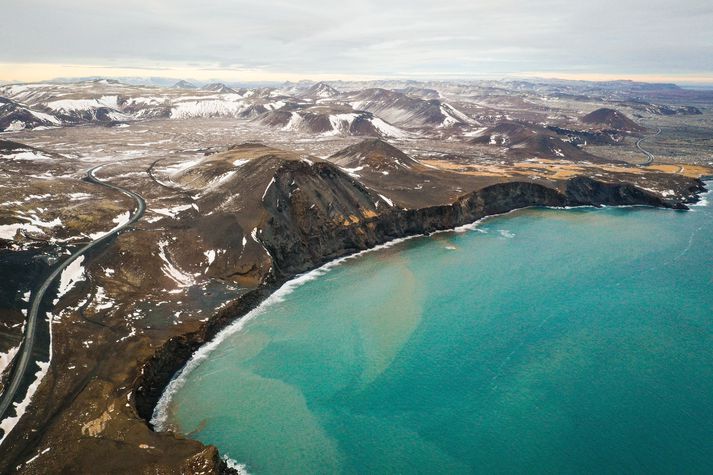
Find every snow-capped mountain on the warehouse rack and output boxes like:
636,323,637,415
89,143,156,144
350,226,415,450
0,80,482,137
344,88,476,129
173,80,197,89
0,96,62,132
300,82,340,100
257,108,408,138
200,83,238,94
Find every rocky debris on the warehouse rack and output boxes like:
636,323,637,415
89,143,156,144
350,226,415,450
132,170,708,472
546,125,623,146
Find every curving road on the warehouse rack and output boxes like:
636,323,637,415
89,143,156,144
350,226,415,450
0,165,145,431
635,126,662,166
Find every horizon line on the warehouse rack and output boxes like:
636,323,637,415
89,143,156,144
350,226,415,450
1,62,712,87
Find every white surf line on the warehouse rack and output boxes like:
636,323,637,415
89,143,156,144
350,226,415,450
150,208,534,431
150,231,422,430
150,190,711,468
690,179,713,209
0,164,145,445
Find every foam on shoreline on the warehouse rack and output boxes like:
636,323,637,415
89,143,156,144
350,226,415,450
150,232,423,430
150,207,542,431
690,182,712,208
149,186,713,467
148,202,643,430
151,205,555,430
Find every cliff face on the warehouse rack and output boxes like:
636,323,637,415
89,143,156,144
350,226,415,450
133,172,704,431
563,176,686,208
0,132,672,475
33,137,687,475
118,157,710,475
259,176,688,279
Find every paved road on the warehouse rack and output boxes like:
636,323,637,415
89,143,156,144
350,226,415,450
0,165,145,431
636,126,662,166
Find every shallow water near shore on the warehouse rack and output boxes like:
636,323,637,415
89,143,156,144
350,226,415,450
162,191,713,474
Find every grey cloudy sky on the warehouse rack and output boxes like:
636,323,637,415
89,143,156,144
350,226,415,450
1,0,712,82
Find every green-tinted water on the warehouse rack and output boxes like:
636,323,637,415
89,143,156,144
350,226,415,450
160,194,713,474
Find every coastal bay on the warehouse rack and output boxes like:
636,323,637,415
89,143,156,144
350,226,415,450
160,191,713,474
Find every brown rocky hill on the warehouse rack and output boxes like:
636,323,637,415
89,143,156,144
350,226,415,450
580,108,645,132
470,121,607,162
344,88,474,128
159,143,391,283
329,138,426,173
328,138,489,208
256,107,407,138
1,136,709,474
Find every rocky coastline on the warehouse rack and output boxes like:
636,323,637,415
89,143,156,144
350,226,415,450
132,175,707,473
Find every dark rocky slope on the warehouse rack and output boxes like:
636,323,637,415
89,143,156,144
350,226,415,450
471,121,611,162
0,97,61,132
581,108,645,133
3,140,706,474
133,171,706,455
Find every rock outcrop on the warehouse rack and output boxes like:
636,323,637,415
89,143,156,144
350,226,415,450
133,166,706,440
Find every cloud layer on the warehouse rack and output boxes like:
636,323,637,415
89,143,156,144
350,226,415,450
2,0,712,79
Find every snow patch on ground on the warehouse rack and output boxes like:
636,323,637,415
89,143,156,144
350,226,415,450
0,360,50,444
23,447,51,466
57,255,85,298
262,177,276,201
5,120,25,132
440,103,476,127
170,100,247,119
158,240,197,287
29,109,61,125
161,157,205,175
45,96,118,112
282,112,304,131
204,250,216,273
92,286,114,311
378,193,394,207
0,344,21,378
150,204,193,219
0,223,43,240
5,151,53,161
341,165,365,177
112,211,130,226
370,117,409,138
68,192,92,201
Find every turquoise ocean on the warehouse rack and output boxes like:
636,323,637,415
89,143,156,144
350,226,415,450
157,189,713,474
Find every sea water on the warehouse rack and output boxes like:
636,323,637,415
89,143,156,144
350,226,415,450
160,193,713,474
